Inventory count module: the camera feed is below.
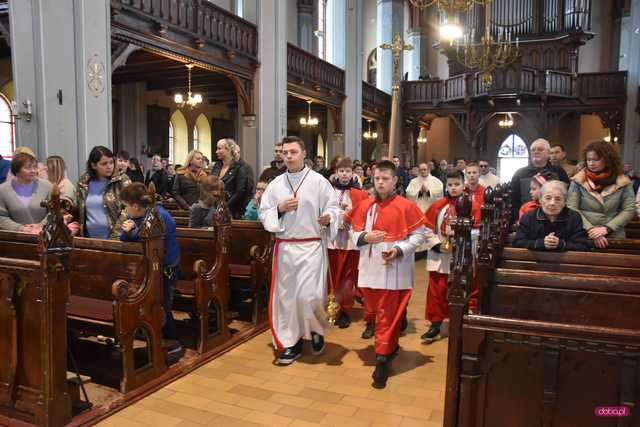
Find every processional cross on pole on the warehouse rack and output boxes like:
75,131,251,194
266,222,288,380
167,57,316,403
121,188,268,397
379,33,413,158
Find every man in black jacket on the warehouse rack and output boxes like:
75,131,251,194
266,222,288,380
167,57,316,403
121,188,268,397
261,142,286,182
145,154,170,195
513,180,592,251
510,138,569,223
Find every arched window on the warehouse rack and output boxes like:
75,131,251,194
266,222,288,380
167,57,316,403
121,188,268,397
0,94,15,159
317,0,327,60
170,110,188,166
195,114,211,159
497,134,529,182
168,122,174,164
193,125,199,151
367,49,377,85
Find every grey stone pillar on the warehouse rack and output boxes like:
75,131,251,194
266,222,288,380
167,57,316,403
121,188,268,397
376,0,404,93
257,1,288,172
116,82,147,165
623,0,640,167
343,0,363,160
297,0,314,53
9,0,111,180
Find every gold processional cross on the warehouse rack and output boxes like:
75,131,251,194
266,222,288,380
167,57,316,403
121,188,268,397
379,32,414,87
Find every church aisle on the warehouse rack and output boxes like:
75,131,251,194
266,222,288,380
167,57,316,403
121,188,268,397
98,260,446,427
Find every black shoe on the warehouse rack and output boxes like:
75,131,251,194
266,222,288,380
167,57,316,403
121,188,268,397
361,321,375,339
337,312,351,329
311,332,325,355
275,340,303,365
372,360,389,389
354,295,364,306
421,323,442,343
166,342,184,365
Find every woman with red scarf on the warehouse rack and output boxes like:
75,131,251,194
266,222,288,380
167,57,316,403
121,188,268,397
567,140,636,249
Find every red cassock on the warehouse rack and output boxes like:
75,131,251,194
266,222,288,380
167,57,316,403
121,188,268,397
466,184,486,207
346,195,426,356
328,187,370,315
424,197,481,323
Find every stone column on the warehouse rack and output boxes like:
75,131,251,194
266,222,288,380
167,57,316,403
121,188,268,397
9,0,111,180
257,1,288,172
343,0,364,160
116,82,147,164
297,0,314,53
237,93,258,179
376,0,404,93
623,0,640,167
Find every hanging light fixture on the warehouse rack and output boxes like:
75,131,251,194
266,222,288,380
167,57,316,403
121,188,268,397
455,3,520,88
417,126,428,144
363,119,378,140
174,64,203,109
498,113,514,128
409,0,490,13
299,100,319,127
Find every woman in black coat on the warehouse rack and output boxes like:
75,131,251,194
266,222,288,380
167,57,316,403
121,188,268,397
513,180,592,252
210,138,249,219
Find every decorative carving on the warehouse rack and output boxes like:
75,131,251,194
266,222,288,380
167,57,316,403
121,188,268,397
87,54,106,97
194,38,205,49
39,185,73,254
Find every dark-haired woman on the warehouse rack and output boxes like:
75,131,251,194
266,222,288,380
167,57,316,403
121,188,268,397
567,140,636,248
126,157,145,183
119,182,182,360
76,146,131,239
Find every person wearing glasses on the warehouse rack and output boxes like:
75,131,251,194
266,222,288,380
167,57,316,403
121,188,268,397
243,177,269,220
477,159,500,189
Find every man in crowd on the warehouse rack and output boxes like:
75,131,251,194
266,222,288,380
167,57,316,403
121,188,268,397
454,158,466,173
406,162,444,214
258,136,339,365
145,154,170,195
261,142,286,182
478,159,500,189
550,144,578,178
314,155,331,179
392,156,410,191
511,138,570,222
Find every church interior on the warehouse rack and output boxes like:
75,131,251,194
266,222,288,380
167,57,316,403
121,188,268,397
0,0,640,426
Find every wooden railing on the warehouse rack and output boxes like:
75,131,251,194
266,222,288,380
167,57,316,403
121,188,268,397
111,0,258,59
403,70,626,105
362,81,391,114
287,43,345,94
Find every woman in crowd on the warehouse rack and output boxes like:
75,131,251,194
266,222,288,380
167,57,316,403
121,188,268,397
46,155,76,206
210,138,249,219
76,146,131,239
0,152,51,233
567,140,636,248
172,151,208,210
127,157,145,183
189,175,226,228
514,180,592,251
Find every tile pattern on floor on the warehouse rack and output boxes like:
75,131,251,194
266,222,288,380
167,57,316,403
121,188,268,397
98,260,446,427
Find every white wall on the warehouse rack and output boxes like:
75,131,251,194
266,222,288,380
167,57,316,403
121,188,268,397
362,0,377,82
287,0,298,45
578,0,615,72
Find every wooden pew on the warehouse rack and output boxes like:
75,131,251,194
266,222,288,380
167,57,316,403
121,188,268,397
625,219,640,238
0,188,73,426
173,206,232,353
444,186,640,427
66,208,167,394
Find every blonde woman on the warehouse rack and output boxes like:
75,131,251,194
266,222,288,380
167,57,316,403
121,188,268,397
46,155,76,206
210,139,249,219
171,150,208,210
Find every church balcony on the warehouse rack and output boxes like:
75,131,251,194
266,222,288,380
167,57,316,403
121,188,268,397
286,43,345,108
111,0,258,80
362,81,391,120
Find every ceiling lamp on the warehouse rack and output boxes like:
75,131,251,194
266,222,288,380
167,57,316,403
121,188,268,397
409,0,490,13
603,130,619,144
456,3,520,87
363,119,378,140
174,64,203,109
498,113,514,128
417,126,428,144
299,100,319,127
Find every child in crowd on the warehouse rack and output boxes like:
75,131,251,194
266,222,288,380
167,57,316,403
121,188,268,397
243,178,268,220
189,176,226,228
422,170,481,343
327,157,369,328
119,183,183,361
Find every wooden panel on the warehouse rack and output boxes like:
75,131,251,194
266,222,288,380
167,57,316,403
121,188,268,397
147,105,170,158
501,247,640,269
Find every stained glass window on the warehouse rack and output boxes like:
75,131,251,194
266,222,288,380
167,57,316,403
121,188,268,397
498,134,529,182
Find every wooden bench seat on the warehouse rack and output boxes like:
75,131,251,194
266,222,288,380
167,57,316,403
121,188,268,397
66,209,167,394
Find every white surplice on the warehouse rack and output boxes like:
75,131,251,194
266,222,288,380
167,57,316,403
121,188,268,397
327,189,358,251
350,204,429,291
259,167,340,348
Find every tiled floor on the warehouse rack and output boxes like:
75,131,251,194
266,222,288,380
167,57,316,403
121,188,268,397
99,259,447,427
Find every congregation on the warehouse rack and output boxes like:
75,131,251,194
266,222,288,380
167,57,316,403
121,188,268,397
1,134,639,390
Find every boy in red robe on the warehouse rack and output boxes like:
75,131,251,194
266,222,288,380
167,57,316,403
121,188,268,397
328,156,370,328
345,160,428,388
465,162,486,206
422,170,481,343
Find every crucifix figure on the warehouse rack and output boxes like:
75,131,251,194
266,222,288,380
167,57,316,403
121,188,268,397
380,32,413,87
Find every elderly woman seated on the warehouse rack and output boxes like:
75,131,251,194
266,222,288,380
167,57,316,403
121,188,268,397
513,180,592,251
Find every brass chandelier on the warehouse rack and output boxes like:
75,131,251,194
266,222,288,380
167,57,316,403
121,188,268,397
408,0,491,13
455,3,519,87
174,64,203,109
